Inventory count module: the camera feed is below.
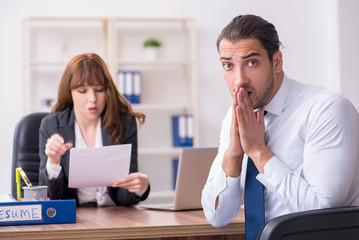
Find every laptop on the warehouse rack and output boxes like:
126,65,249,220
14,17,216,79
139,147,218,211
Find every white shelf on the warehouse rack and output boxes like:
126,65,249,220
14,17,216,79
138,147,181,156
117,61,190,67
27,62,68,66
132,103,194,111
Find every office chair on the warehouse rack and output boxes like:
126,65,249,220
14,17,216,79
11,112,48,199
257,206,359,240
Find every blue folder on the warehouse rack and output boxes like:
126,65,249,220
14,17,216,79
118,71,141,104
0,199,76,226
172,114,194,147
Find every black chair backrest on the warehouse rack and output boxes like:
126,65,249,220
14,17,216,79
257,206,359,240
11,112,48,199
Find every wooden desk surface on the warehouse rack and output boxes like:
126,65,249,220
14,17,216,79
0,206,245,240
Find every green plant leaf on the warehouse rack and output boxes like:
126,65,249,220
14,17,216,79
143,38,162,47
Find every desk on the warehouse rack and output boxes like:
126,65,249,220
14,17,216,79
0,206,245,240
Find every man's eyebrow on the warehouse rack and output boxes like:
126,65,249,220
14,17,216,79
220,57,231,61
220,52,260,61
242,52,260,59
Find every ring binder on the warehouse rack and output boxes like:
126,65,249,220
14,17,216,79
0,199,76,226
118,71,141,104
172,114,194,147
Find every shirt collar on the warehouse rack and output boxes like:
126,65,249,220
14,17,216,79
265,74,291,117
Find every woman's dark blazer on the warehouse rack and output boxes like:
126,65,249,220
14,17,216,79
38,106,149,206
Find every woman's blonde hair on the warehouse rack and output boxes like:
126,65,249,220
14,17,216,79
52,53,145,144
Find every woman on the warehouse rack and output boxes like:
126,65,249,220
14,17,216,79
39,53,150,207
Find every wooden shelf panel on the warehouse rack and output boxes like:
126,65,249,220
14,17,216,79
138,147,182,156
117,61,191,66
132,103,194,111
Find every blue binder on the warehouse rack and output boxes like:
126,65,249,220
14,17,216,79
118,71,141,104
172,114,194,147
0,199,76,226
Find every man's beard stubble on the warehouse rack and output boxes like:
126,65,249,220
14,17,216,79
252,67,275,110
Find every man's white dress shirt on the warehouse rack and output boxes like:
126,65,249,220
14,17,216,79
201,75,359,227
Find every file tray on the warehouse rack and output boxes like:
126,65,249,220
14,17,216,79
0,199,76,226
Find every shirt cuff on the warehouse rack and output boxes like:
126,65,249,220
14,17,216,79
257,156,290,190
214,165,242,193
213,166,228,189
202,166,241,222
216,167,241,208
46,160,62,179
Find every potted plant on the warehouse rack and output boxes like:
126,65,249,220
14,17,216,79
143,38,162,61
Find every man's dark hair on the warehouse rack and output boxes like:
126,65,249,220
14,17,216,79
217,14,281,61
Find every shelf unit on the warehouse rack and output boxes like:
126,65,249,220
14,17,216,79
23,17,109,113
22,17,198,196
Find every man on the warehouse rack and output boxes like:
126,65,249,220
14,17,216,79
201,14,359,240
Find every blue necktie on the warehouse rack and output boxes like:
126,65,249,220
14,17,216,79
244,157,265,240
244,111,267,240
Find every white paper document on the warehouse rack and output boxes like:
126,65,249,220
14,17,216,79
68,144,132,188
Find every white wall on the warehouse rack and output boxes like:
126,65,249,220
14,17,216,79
338,0,359,109
0,0,358,194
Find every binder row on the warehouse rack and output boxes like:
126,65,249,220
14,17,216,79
118,71,141,104
172,114,194,147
